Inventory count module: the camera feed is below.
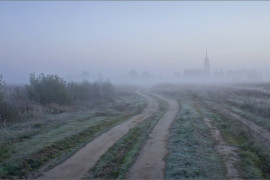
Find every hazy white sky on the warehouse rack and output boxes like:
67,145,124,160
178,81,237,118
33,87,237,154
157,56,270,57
0,1,270,83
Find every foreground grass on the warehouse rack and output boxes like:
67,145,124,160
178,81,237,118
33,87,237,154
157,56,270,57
192,86,270,132
165,98,226,179
0,94,146,178
222,102,270,132
154,84,270,179
86,96,168,179
194,99,270,179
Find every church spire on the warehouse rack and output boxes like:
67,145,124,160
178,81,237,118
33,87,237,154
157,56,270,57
204,48,210,74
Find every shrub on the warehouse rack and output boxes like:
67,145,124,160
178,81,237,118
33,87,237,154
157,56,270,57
0,75,3,102
67,81,93,101
45,103,70,114
0,76,19,123
91,82,101,101
100,82,116,101
26,73,69,105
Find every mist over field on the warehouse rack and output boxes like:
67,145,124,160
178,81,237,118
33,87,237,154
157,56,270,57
1,2,270,179
0,1,270,85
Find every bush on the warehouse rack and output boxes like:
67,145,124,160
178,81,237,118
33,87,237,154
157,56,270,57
26,73,115,106
67,81,93,101
0,76,19,123
100,82,116,101
27,73,69,105
0,75,3,102
0,74,116,124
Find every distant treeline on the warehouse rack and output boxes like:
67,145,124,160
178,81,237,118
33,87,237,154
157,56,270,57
0,73,115,123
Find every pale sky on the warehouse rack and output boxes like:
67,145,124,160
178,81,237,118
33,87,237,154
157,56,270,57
0,1,270,84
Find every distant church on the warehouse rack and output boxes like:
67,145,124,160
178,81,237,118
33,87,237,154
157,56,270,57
204,49,210,74
183,49,210,77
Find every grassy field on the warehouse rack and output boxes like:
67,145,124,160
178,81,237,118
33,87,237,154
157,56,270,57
189,84,270,131
0,92,146,178
165,97,226,179
2,83,270,179
155,83,270,179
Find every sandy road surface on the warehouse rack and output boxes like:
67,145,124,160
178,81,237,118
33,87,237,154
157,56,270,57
40,92,159,179
126,94,179,179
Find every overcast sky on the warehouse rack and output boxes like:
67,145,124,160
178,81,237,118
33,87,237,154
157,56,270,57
0,1,270,84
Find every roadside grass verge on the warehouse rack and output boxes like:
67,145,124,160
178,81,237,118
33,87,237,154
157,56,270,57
165,98,226,179
0,114,131,178
0,111,102,162
190,86,270,132
221,102,270,132
0,92,146,148
0,95,146,178
195,100,270,179
154,85,270,179
86,97,168,179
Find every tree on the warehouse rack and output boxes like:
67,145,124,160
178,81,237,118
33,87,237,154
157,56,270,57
0,75,3,102
100,82,116,101
0,75,17,123
91,82,101,101
27,73,69,105
0,75,3,121
67,80,92,102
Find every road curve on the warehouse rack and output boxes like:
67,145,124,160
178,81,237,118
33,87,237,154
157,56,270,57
40,92,159,179
126,93,179,179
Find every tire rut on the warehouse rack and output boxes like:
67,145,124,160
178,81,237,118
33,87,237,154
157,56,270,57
204,117,240,179
126,94,179,179
192,102,241,179
39,92,159,179
214,104,270,151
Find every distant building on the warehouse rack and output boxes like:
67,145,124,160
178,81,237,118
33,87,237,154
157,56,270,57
184,49,210,77
204,49,210,74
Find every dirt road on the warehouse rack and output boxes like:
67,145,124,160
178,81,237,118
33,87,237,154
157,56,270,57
126,94,179,179
40,92,159,179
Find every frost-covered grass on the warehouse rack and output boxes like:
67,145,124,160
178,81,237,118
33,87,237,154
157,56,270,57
196,102,270,179
155,83,270,179
156,83,270,132
222,104,270,132
165,98,226,179
0,93,146,178
86,97,168,179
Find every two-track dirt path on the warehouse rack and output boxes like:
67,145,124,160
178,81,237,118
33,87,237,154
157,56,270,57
126,94,179,179
40,92,159,179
